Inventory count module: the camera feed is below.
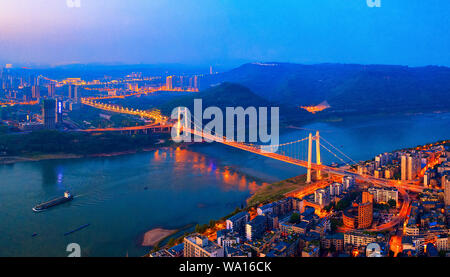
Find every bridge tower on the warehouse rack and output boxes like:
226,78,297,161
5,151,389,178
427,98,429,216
175,107,190,139
307,133,313,183
306,131,321,183
316,130,321,180
175,107,182,139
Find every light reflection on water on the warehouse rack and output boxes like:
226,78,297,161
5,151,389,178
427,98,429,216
0,146,265,257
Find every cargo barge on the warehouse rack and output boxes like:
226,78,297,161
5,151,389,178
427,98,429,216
32,191,73,212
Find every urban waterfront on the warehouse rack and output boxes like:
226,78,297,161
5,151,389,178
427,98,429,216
1,112,449,257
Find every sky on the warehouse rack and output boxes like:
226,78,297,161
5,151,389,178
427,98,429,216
0,0,449,68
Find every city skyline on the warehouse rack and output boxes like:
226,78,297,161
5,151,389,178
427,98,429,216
1,0,450,67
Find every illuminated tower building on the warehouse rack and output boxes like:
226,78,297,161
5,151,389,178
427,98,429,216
210,66,213,74
42,99,56,129
32,85,40,99
444,175,450,206
401,154,408,181
358,191,373,229
47,83,56,98
128,83,138,92
166,76,173,90
56,100,63,124
407,155,420,180
362,191,374,204
68,84,78,102
179,76,184,88
193,75,198,89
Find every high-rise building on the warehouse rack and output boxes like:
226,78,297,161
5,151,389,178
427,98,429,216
343,175,355,190
226,211,249,236
330,182,342,196
362,191,374,204
401,154,408,181
183,234,224,257
444,175,450,206
401,154,420,181
68,84,78,101
246,215,268,241
47,83,56,98
358,191,373,229
407,155,419,180
32,85,40,99
193,75,198,89
314,189,330,207
42,99,56,129
166,76,173,90
56,100,63,124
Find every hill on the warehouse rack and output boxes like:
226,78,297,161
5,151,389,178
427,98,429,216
161,82,272,115
200,63,450,117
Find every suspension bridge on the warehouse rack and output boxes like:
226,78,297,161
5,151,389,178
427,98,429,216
79,101,426,195
171,109,422,231
173,107,424,191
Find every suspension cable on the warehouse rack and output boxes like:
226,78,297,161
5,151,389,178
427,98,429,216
320,136,357,164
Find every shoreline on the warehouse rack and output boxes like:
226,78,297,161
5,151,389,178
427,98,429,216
141,228,178,247
0,147,166,165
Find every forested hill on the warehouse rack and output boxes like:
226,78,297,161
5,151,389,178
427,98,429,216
200,63,450,116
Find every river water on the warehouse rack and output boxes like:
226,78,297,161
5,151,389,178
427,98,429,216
0,112,449,256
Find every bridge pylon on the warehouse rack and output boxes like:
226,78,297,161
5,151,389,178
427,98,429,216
316,130,321,180
175,107,189,140
175,107,182,139
307,133,313,183
306,131,321,183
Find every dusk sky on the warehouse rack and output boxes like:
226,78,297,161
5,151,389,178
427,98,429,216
0,0,449,67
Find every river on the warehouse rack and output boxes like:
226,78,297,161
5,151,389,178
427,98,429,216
0,112,449,256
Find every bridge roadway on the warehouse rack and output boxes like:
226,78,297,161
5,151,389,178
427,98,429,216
78,122,172,133
0,100,39,106
186,127,423,189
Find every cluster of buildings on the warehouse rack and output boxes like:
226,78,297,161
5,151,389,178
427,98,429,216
342,191,374,229
150,142,450,258
401,189,449,256
358,145,447,184
150,174,407,257
1,65,205,132
165,75,199,91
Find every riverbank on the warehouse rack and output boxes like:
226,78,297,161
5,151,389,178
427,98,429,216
147,173,309,256
0,146,169,165
246,173,309,207
0,154,83,164
141,228,177,247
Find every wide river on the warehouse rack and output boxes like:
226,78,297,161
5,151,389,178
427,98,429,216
1,112,450,257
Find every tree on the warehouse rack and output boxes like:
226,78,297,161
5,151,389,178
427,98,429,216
289,212,300,223
167,238,176,247
336,198,350,211
330,218,343,232
152,242,160,252
388,199,397,208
